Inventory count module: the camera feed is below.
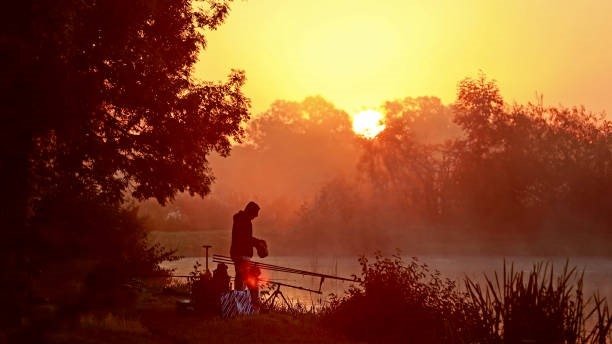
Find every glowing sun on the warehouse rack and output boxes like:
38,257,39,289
351,109,386,139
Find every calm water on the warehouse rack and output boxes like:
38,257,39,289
161,255,612,309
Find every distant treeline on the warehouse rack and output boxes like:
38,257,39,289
142,75,611,256
295,75,611,255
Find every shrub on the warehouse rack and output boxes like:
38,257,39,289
29,193,176,311
321,253,490,343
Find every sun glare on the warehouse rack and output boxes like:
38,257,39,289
351,109,386,139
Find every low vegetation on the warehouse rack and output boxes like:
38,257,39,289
322,254,611,343
11,253,607,343
465,261,611,343
321,253,490,343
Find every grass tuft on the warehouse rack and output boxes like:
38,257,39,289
79,313,148,334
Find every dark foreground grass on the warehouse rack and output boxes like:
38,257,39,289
43,291,356,344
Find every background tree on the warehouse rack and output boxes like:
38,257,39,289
358,97,458,222
446,74,611,245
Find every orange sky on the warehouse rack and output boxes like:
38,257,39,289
194,0,612,116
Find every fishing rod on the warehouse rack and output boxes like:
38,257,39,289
212,254,358,282
212,254,359,296
259,279,322,294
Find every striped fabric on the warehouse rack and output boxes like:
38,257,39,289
220,290,254,318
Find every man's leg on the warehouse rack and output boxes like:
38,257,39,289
247,285,259,307
245,265,260,307
232,259,245,290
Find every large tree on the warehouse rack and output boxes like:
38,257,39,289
1,0,248,326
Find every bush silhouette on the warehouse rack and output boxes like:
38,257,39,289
322,253,490,343
324,254,611,343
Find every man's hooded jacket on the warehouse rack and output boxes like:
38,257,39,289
230,210,256,258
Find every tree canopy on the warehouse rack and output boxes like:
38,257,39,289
1,0,248,327
2,0,248,207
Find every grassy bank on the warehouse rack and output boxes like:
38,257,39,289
47,313,353,344
43,289,354,344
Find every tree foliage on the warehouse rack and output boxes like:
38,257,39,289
1,0,248,327
355,74,611,251
358,97,459,221
3,0,248,206
446,75,612,231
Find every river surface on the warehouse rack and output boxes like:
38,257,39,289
161,255,612,309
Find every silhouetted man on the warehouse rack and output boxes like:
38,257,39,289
230,201,264,303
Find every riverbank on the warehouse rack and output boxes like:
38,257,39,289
11,254,610,343
42,290,354,344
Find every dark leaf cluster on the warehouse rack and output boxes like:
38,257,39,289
322,253,490,343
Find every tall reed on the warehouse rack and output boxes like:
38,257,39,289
465,260,611,343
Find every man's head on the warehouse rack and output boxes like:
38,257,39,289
244,201,260,219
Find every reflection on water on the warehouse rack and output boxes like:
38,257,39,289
161,255,612,309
